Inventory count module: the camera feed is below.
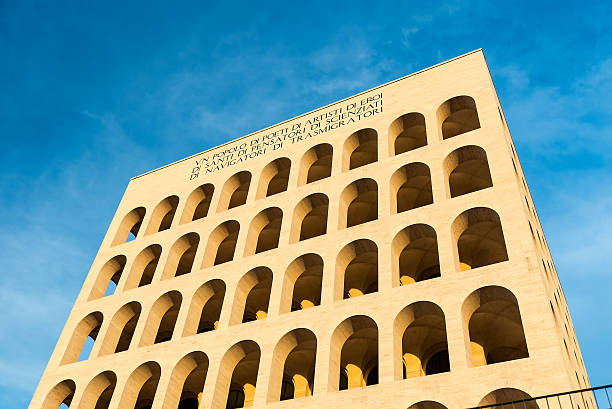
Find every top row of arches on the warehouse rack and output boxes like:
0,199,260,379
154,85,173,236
112,95,481,245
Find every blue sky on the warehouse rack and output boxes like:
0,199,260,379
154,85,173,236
1,1,611,407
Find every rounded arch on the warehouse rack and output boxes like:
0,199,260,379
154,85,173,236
268,328,317,402
477,388,537,409
112,207,145,245
41,379,76,409
212,340,261,409
407,401,448,409
257,157,291,199
181,183,215,223
244,207,283,255
88,255,126,300
437,95,480,140
183,279,226,336
389,112,427,155
161,232,199,279
117,361,161,409
124,244,162,289
145,195,179,234
451,207,509,271
78,371,117,409
393,302,449,380
230,267,273,325
443,145,492,198
299,143,333,185
162,351,209,409
339,178,378,228
202,220,240,267
218,171,252,211
61,311,103,365
280,253,323,313
140,290,183,346
329,315,378,391
335,239,378,300
343,128,378,171
99,301,141,356
290,193,329,243
390,163,433,214
391,224,440,287
463,286,529,367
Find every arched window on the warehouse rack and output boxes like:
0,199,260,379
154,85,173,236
299,143,333,185
202,220,240,267
451,207,508,271
162,233,199,279
330,315,378,391
407,401,449,409
124,244,162,289
336,239,378,300
280,254,323,313
218,171,251,211
444,145,493,198
181,183,214,223
389,112,427,155
244,207,282,255
393,302,449,380
145,196,179,234
182,279,226,336
477,388,537,409
60,311,103,365
463,286,529,367
339,178,378,228
211,341,261,409
117,362,161,409
291,193,328,242
112,207,145,245
268,328,317,402
437,95,480,140
257,157,291,198
343,128,378,170
140,291,182,346
79,371,116,409
162,352,208,409
392,224,440,286
41,379,75,409
99,302,141,355
390,163,433,214
230,267,273,325
89,255,126,300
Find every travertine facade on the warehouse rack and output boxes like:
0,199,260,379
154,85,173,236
29,50,590,409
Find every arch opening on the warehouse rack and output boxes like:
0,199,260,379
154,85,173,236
257,157,291,198
181,183,214,223
390,163,433,214
218,171,251,211
478,388,537,409
230,267,273,325
213,341,261,409
41,379,76,409
438,96,480,140
336,239,378,300
89,255,126,300
164,352,209,409
80,371,117,409
392,224,440,287
330,315,378,391
202,220,240,267
98,302,141,356
452,207,508,271
299,143,332,184
118,362,161,409
463,286,529,367
163,233,199,279
125,244,162,289
146,196,179,234
280,254,323,313
140,291,182,346
291,193,328,242
389,112,427,155
61,311,103,365
393,302,449,380
407,401,449,409
183,280,226,336
268,328,317,402
343,128,378,170
444,145,493,198
112,207,145,245
244,207,283,255
339,178,378,228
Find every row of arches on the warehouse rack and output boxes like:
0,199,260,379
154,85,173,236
93,205,508,301
47,287,528,409
113,110,486,246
